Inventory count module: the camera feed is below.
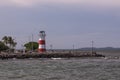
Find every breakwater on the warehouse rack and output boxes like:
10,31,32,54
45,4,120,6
0,51,105,59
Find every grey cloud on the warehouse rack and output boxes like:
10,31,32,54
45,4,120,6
0,3,120,48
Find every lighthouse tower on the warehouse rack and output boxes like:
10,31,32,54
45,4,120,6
38,31,46,53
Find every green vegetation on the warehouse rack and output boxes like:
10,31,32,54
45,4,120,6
2,36,17,49
0,36,38,53
0,41,9,53
0,36,17,53
24,42,38,51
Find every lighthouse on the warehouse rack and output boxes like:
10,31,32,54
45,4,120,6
38,31,46,53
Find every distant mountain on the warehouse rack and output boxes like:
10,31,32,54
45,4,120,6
79,47,120,53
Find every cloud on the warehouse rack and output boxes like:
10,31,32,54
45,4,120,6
0,0,76,7
0,0,120,48
0,0,120,8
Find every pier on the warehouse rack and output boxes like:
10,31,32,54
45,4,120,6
0,51,105,59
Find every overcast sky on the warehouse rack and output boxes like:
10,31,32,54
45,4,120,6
0,0,120,49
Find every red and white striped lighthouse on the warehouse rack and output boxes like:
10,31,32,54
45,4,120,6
38,31,46,53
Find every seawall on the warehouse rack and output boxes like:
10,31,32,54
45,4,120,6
0,51,105,59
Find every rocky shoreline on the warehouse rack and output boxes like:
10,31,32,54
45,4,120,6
0,51,105,60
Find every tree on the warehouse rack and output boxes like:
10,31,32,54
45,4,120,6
0,41,9,53
7,36,17,49
24,42,38,51
2,36,17,49
2,36,8,46
8,36,13,48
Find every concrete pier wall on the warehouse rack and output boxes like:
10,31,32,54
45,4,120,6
0,51,105,59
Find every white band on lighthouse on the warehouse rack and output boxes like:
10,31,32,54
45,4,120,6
39,45,46,49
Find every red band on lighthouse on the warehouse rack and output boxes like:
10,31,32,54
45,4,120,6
38,31,46,53
39,40,45,44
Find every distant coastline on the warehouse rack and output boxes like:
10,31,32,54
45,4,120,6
79,47,120,53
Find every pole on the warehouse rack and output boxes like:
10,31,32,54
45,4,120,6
50,44,53,50
92,41,94,53
32,34,34,52
73,44,74,53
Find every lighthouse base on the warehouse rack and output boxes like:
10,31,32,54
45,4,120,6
38,49,46,53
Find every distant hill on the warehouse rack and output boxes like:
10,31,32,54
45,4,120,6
79,47,120,53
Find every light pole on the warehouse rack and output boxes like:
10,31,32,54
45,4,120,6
73,44,74,53
31,34,34,52
50,44,53,50
92,41,94,53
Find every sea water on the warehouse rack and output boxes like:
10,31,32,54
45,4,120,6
0,54,120,80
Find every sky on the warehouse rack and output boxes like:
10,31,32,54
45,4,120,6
0,0,120,49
